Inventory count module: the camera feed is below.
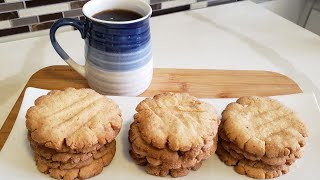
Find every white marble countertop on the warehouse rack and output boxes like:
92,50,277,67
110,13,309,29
1,1,320,127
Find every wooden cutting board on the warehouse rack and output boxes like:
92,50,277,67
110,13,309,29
0,65,302,150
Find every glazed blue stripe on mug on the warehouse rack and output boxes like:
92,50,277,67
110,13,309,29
85,18,151,53
89,30,150,45
88,19,150,36
50,0,153,96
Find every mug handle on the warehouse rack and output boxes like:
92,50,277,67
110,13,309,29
50,18,86,77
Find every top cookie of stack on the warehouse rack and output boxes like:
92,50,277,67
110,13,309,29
216,96,308,179
26,88,122,152
26,88,122,179
129,93,219,177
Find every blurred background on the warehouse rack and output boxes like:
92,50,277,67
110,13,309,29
0,0,319,42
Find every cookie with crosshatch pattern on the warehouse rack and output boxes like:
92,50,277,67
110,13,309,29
221,96,307,158
26,88,121,180
134,92,219,151
26,88,122,151
216,96,308,179
128,92,219,177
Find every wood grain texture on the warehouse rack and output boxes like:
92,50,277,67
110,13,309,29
0,65,302,150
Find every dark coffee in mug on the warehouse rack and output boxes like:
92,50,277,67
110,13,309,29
93,9,143,21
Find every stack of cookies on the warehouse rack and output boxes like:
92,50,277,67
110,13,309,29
216,96,308,179
26,88,122,180
128,93,219,177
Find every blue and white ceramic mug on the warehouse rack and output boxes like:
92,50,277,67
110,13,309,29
50,0,153,96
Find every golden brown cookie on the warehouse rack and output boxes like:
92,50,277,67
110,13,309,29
31,142,93,163
35,140,116,180
220,136,300,166
35,154,94,170
130,146,211,173
235,159,290,179
129,149,147,166
216,144,239,166
134,93,219,151
146,164,189,178
220,141,245,160
145,162,203,178
221,96,307,158
216,145,290,179
129,122,217,169
28,132,103,154
34,141,116,170
26,88,122,151
31,139,115,164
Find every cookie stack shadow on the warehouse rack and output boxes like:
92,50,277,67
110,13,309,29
26,88,122,180
128,93,220,177
216,96,308,179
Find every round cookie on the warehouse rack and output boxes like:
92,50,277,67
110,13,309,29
28,132,103,154
219,128,303,165
31,140,115,164
216,144,239,166
145,162,203,178
130,143,215,171
31,142,93,163
129,149,147,166
134,93,219,151
235,159,289,179
34,141,116,170
26,88,122,151
220,136,300,166
129,122,218,169
35,140,116,180
221,96,307,158
35,154,94,170
220,141,245,160
216,145,290,179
